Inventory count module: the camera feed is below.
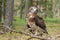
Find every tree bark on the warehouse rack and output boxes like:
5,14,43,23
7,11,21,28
20,0,23,19
58,0,60,19
52,0,56,18
4,0,14,28
0,0,2,22
25,0,29,18
2,0,6,23
29,0,33,6
33,0,38,6
45,0,48,18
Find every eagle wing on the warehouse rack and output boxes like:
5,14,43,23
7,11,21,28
34,16,46,31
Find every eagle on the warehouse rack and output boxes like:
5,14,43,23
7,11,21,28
26,6,48,36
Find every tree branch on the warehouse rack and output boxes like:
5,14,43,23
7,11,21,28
0,25,47,39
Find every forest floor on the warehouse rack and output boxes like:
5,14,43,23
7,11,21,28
0,23,60,40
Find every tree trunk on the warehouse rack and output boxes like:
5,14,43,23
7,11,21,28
2,0,6,23
25,0,29,18
58,0,60,19
29,0,33,6
4,0,14,28
45,0,48,18
0,0,2,22
52,0,55,18
20,0,23,19
33,0,38,6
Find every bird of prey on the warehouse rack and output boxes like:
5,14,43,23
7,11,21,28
26,6,48,36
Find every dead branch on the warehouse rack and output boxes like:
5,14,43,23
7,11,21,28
55,35,60,40
1,25,60,40
0,25,47,39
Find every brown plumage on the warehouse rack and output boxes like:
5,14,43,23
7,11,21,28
26,6,48,35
